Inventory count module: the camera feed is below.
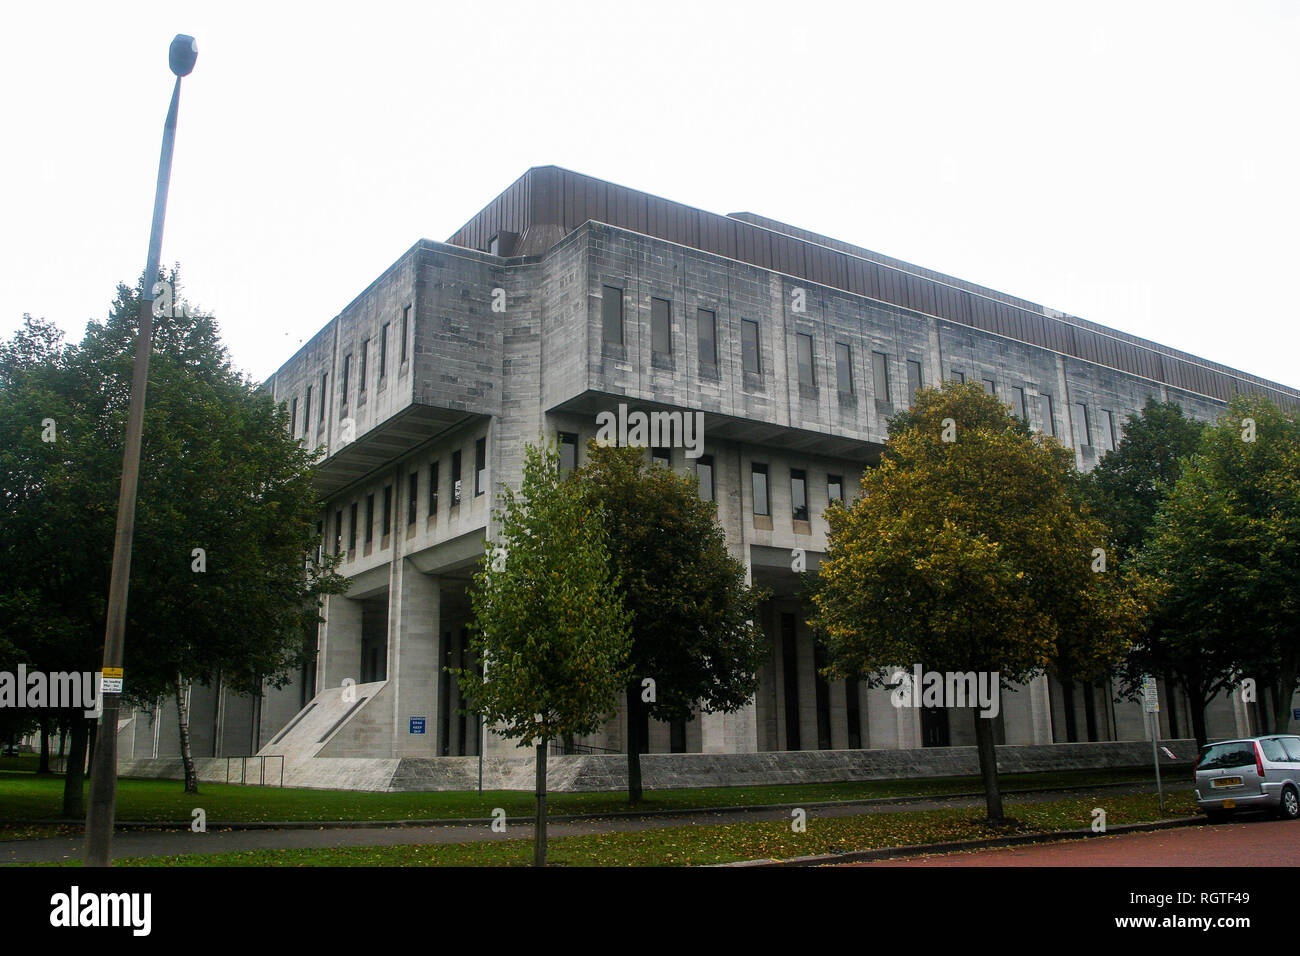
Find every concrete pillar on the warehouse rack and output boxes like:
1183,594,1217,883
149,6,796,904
1028,674,1054,744
390,563,439,758
701,701,758,753
320,594,363,691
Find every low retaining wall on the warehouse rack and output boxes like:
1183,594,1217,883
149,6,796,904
118,739,1193,793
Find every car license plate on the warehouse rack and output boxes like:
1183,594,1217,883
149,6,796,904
1211,777,1242,787
1221,799,1236,809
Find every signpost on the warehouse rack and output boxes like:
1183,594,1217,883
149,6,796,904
1142,675,1164,812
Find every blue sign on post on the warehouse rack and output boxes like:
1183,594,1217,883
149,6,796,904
1293,708,1300,721
409,717,426,735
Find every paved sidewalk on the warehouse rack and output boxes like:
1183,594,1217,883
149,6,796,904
0,783,1159,864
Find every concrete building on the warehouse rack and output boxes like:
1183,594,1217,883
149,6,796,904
120,167,1300,784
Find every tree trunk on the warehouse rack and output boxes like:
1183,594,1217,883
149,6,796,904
37,715,50,774
175,673,198,794
972,707,1003,823
534,742,548,867
86,720,97,775
61,718,88,819
626,684,643,804
57,724,67,769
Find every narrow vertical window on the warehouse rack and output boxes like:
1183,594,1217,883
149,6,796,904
400,305,410,364
651,297,671,356
951,369,965,384
906,360,922,401
790,468,808,522
380,323,390,379
359,340,369,395
334,509,343,556
1072,402,1090,448
304,385,312,434
695,455,714,502
835,343,853,394
1101,410,1116,451
348,502,357,552
1041,392,1056,436
341,354,351,409
872,351,890,402
558,432,578,476
475,438,487,496
982,377,996,397
602,286,623,346
320,374,328,423
451,451,462,506
290,397,297,435
827,474,843,504
365,494,375,544
741,319,761,374
429,461,439,517
408,471,418,526
1011,386,1026,419
752,463,769,516
652,447,671,467
697,308,717,367
382,485,392,537
796,333,815,389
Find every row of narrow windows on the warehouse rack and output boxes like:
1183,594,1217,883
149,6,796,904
288,305,412,439
320,437,486,559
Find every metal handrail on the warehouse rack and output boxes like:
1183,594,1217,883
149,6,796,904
224,754,285,787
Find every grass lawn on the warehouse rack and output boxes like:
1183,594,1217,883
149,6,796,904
64,790,1199,867
0,764,1185,825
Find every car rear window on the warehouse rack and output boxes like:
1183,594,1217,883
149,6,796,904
1199,743,1256,770
1281,738,1300,761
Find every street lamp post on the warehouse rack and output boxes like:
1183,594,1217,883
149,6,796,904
84,34,197,868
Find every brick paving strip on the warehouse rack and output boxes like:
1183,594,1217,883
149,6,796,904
0,781,1165,864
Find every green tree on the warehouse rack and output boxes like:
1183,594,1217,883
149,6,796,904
0,273,346,804
1137,395,1300,744
573,443,767,803
456,442,632,865
810,382,1143,822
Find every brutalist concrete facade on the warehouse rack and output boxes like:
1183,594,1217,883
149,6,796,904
120,167,1300,780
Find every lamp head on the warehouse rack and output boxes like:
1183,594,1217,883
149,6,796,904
169,35,197,77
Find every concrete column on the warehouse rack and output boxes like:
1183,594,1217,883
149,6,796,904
1028,674,1054,744
320,594,363,691
391,564,439,758
701,700,758,753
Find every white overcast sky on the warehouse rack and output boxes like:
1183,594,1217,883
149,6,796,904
1,0,1296,388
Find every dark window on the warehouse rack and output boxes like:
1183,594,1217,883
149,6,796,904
814,640,832,750
290,397,297,435
1101,410,1116,451
827,474,843,504
382,485,392,537
752,463,769,516
982,377,996,396
796,333,815,389
451,451,462,506
1011,386,1026,419
400,306,410,364
652,446,671,467
697,308,717,366
1041,392,1056,436
835,343,853,394
348,502,357,551
558,432,578,476
320,374,328,423
380,323,390,379
669,718,686,754
951,369,965,384
429,461,439,517
334,509,343,556
906,360,922,401
408,471,418,526
790,469,808,522
475,438,486,495
1072,402,1090,448
365,494,375,544
872,351,890,402
341,354,351,408
602,286,623,346
696,455,714,502
781,613,800,751
651,297,671,355
303,385,311,434
845,679,861,749
359,340,369,394
316,520,323,563
741,319,761,374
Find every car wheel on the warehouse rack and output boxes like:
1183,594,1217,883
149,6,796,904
1278,786,1300,821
